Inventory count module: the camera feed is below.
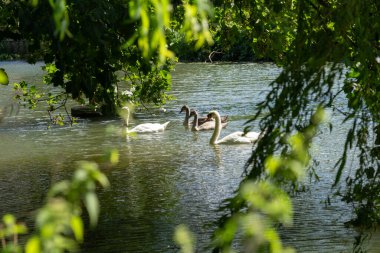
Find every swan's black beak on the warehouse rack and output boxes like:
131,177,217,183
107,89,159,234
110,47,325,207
207,113,212,119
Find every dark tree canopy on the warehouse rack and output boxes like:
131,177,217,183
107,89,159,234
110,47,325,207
0,0,212,116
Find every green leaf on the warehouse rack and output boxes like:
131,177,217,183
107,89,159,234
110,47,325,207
0,68,9,85
327,22,335,31
84,192,99,228
109,150,119,165
348,68,360,78
70,216,84,242
30,0,39,7
104,149,119,166
174,224,195,253
48,181,70,198
25,236,41,253
93,171,110,188
265,156,282,176
3,214,16,225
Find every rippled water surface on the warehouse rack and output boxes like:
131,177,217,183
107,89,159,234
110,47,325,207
0,61,378,252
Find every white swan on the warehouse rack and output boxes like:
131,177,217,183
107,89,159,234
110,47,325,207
207,110,261,145
190,110,227,131
121,106,170,133
180,105,228,126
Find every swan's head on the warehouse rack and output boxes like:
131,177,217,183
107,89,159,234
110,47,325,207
180,105,189,114
207,110,219,120
189,110,198,118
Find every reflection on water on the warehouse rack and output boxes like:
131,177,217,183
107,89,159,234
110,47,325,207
0,61,378,252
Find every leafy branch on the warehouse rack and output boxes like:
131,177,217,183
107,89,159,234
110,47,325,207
13,81,75,126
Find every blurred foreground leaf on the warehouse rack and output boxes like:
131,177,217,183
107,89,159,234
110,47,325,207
0,69,9,86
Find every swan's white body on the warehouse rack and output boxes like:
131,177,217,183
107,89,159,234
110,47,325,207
122,106,170,133
190,110,227,131
128,122,170,133
208,110,261,145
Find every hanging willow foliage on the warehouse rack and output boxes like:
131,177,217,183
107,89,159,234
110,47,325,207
211,0,380,250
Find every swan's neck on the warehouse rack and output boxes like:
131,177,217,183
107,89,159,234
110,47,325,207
121,108,129,136
191,112,198,131
183,107,190,126
126,112,130,127
210,112,222,145
122,107,130,127
122,125,129,135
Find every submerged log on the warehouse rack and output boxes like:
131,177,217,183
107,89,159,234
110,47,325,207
71,105,102,118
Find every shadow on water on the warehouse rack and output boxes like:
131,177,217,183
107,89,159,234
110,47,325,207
0,61,378,252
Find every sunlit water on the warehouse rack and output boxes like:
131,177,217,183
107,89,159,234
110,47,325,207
0,61,378,252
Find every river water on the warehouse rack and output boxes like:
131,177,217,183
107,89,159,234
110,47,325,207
0,61,378,252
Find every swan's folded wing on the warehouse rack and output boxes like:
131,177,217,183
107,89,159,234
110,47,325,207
199,115,228,125
245,131,261,140
218,131,260,144
218,131,245,144
198,117,210,125
197,121,216,130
